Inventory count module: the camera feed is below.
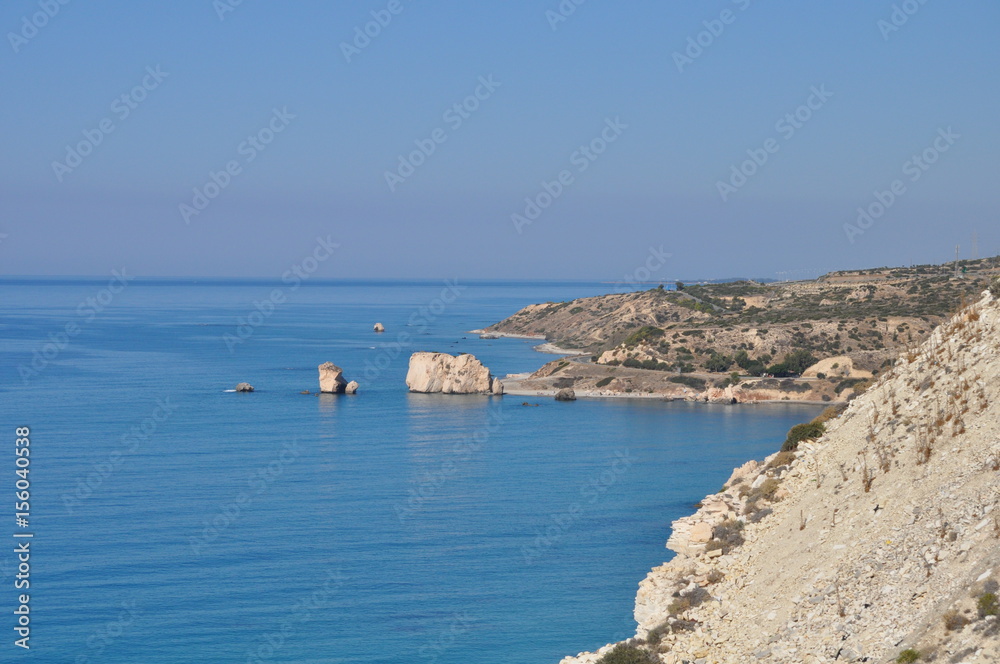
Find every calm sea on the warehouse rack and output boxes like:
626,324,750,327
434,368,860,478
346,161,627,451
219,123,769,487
0,279,822,663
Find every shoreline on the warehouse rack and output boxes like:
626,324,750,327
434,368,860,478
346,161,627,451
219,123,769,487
501,375,842,405
472,328,589,356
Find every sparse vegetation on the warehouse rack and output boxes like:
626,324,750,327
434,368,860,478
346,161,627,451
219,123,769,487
595,377,613,388
782,422,826,452
595,643,658,664
943,609,970,631
896,649,921,663
977,592,998,618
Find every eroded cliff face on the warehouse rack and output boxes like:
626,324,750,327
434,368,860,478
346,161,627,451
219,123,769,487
405,352,503,395
560,291,1000,664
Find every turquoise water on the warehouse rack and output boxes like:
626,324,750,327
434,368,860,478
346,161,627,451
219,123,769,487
0,280,822,663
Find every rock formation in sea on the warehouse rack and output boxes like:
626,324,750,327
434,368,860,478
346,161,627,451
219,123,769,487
373,322,385,333
405,352,502,395
558,287,1000,663
554,388,576,401
235,382,254,392
345,380,359,394
318,362,350,393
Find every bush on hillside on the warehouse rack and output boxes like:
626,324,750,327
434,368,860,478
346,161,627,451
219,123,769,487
596,643,658,664
978,592,999,618
782,422,826,452
705,353,733,372
623,326,664,347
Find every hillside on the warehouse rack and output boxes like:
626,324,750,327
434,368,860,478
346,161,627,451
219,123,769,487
487,258,999,379
558,283,1000,664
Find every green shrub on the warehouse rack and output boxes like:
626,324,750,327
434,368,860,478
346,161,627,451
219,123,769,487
623,326,665,347
668,376,706,390
782,422,825,452
990,277,1000,298
595,377,613,388
596,643,658,664
834,378,865,394
705,353,733,372
896,649,921,663
978,592,998,618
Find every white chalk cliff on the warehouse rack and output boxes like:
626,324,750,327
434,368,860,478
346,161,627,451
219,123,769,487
560,288,1000,664
405,352,503,395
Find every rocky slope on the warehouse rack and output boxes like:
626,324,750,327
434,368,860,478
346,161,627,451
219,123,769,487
559,286,1000,664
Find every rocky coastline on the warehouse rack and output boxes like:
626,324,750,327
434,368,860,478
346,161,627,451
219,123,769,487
557,289,1000,663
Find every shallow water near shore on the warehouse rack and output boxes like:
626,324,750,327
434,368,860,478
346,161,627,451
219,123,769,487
0,279,823,663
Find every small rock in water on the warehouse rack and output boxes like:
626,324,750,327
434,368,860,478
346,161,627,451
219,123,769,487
235,382,254,392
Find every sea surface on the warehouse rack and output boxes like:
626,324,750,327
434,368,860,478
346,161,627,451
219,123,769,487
0,279,824,663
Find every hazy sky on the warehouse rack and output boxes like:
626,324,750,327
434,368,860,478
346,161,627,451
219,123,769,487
1,1,998,281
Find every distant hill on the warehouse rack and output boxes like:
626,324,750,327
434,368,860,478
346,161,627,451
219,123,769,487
487,256,1000,381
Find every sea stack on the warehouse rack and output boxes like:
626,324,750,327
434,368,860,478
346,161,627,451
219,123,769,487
554,388,576,401
235,382,254,393
345,381,359,394
373,322,385,333
318,362,349,393
405,352,503,395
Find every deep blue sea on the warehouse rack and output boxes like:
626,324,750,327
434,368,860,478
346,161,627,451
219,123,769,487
0,279,823,663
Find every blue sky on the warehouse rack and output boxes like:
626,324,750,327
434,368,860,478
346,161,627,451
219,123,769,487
1,1,998,280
